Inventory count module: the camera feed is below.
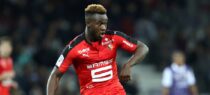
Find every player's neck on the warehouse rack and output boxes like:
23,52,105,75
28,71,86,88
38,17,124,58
85,27,99,43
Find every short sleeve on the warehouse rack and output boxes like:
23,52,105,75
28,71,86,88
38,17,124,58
114,31,138,52
162,68,173,87
187,69,196,85
55,34,84,73
56,45,75,73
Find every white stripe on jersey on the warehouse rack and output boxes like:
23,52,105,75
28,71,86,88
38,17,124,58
56,55,64,67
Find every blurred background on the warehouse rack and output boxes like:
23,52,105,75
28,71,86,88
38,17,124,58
0,0,210,95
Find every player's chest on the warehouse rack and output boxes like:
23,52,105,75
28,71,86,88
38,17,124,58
173,72,188,81
75,42,116,62
0,58,12,69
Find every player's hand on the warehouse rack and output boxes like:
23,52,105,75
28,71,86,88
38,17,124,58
120,64,131,83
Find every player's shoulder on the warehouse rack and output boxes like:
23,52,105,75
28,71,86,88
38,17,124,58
62,33,85,55
105,30,126,36
163,66,172,73
68,33,85,48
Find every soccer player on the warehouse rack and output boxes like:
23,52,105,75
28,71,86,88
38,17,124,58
47,4,149,95
162,51,198,95
0,37,17,95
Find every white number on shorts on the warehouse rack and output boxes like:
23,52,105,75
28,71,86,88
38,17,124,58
91,65,113,82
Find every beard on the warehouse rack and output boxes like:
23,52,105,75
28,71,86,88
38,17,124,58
88,28,102,41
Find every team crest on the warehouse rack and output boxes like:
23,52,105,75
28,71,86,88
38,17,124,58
108,44,113,50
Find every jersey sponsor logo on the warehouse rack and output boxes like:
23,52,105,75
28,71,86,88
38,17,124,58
56,55,64,67
86,84,94,89
102,38,114,50
123,40,133,47
78,48,90,54
174,73,189,87
87,59,114,82
102,38,114,46
91,65,113,82
108,44,113,50
87,59,113,69
78,48,90,57
82,54,89,57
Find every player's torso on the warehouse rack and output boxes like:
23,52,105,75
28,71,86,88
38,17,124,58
71,35,123,92
0,57,13,72
170,67,191,95
0,57,13,95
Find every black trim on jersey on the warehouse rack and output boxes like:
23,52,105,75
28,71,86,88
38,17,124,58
105,30,138,44
61,33,85,58
55,65,59,68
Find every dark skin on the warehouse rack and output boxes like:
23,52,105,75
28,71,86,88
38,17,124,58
85,14,108,42
120,41,148,82
46,13,149,95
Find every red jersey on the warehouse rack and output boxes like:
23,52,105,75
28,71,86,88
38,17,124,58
56,31,138,95
0,57,13,95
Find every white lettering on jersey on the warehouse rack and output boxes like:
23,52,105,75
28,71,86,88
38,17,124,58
56,55,64,67
91,65,113,82
123,40,133,47
102,39,114,46
78,48,90,54
86,59,113,69
82,54,89,57
78,48,90,57
86,84,94,89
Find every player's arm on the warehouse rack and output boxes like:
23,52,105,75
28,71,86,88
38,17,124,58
120,41,148,82
162,68,172,95
187,69,198,95
47,67,63,95
114,31,149,66
114,31,149,82
189,85,198,95
162,87,170,95
46,44,75,95
124,41,149,67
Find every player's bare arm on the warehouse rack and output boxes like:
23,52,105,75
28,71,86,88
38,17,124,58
47,67,63,95
190,85,198,95
126,41,149,66
120,41,149,82
162,87,170,95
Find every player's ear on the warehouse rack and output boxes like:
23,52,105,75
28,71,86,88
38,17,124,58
86,19,94,28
